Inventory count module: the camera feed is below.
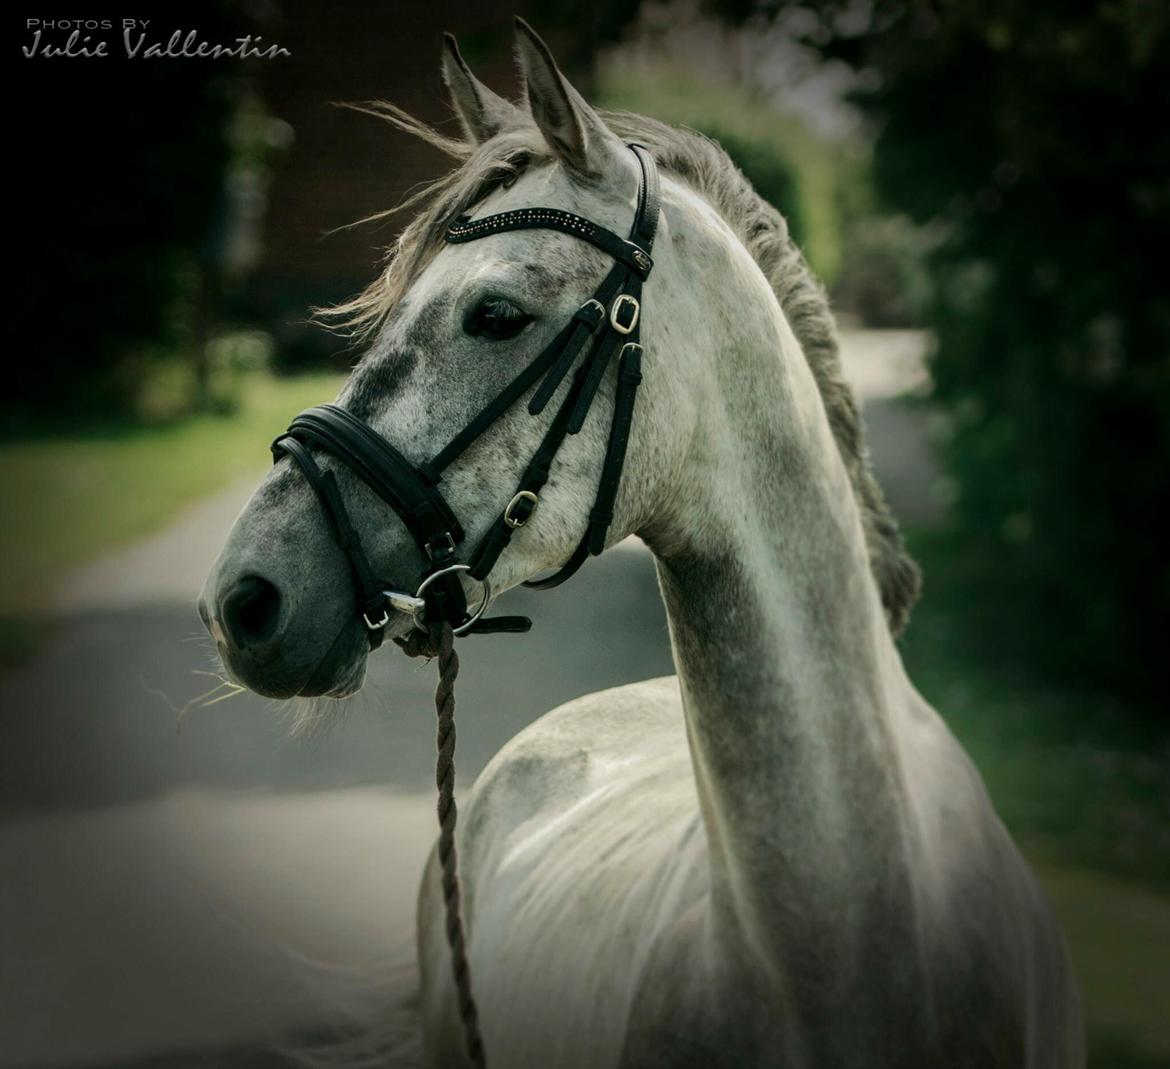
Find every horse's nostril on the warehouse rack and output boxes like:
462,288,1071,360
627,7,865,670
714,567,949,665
221,575,283,649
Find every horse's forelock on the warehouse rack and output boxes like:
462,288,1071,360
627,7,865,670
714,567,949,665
315,122,552,339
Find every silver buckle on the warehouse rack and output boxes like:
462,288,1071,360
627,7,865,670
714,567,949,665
363,607,391,630
609,294,640,335
424,532,457,561
578,298,605,322
504,490,539,529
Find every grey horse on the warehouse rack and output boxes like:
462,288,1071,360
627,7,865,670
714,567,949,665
200,20,1084,1068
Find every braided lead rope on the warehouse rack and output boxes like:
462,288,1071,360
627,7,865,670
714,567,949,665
430,621,487,1068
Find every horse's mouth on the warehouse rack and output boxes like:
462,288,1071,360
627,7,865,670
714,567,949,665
205,581,430,701
304,656,366,699
296,616,374,698
211,614,371,701
292,608,424,698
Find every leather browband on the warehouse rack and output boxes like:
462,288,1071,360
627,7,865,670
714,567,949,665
448,208,654,279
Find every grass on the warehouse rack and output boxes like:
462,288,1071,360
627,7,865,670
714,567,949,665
0,371,344,616
1037,863,1170,1065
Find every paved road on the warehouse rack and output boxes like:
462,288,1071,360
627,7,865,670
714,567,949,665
0,331,940,1067
2,542,675,816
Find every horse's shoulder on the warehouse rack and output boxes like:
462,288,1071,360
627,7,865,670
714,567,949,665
481,674,681,780
462,675,687,849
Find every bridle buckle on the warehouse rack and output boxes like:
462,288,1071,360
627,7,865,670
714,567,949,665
609,294,640,335
578,298,605,325
363,606,391,630
425,532,457,561
504,490,539,529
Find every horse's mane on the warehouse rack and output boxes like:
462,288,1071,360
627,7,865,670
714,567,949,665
322,104,921,634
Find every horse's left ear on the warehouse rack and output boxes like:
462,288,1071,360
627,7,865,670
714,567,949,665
513,17,623,176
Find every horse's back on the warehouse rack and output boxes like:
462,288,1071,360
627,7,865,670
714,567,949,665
418,675,712,1068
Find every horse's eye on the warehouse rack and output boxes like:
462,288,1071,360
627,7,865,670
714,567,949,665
464,296,533,341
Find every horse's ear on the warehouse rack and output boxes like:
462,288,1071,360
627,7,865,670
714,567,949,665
513,17,621,175
441,33,523,145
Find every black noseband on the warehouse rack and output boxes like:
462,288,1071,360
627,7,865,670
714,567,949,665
272,143,661,646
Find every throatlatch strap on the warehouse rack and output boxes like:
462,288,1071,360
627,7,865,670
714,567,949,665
588,342,643,553
524,333,645,591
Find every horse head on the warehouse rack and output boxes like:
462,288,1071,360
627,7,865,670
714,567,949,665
199,22,699,699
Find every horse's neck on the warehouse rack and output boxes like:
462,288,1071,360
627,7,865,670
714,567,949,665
643,286,926,985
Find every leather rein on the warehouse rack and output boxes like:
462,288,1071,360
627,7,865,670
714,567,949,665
270,143,661,1067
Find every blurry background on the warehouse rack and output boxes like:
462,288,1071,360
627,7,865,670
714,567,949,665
4,1,1167,1066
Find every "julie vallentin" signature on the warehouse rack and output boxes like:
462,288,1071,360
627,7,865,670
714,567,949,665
23,19,291,59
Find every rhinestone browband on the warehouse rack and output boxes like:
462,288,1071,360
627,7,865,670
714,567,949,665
448,208,600,240
447,206,653,279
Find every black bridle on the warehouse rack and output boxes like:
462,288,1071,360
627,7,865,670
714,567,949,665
272,143,661,644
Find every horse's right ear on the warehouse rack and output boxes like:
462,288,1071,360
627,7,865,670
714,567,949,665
441,33,522,145
513,17,623,176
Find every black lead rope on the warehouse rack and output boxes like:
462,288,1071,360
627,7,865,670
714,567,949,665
270,144,661,1066
428,621,485,1067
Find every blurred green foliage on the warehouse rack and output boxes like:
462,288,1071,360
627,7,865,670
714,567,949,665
0,369,343,615
597,64,859,283
12,3,252,429
902,528,1169,888
754,0,1170,717
831,213,938,326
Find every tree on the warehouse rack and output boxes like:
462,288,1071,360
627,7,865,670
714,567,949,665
12,3,245,426
753,0,1170,712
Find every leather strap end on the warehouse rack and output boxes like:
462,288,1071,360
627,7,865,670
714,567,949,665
585,509,614,556
467,518,515,582
466,615,532,635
